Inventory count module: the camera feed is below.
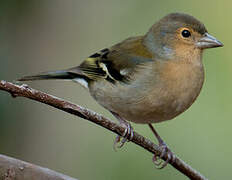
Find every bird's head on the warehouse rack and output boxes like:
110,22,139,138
144,13,223,60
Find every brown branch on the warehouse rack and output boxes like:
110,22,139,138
0,154,77,180
0,80,208,180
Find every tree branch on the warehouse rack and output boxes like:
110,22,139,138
0,154,77,180
0,80,208,180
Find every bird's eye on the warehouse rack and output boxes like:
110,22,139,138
181,29,191,38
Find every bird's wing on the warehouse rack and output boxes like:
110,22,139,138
69,36,154,84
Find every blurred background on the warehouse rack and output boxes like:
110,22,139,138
0,0,230,179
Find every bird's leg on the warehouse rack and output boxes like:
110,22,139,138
111,112,134,150
148,123,175,169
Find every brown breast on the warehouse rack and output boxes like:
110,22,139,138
139,57,205,123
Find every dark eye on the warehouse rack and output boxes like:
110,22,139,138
181,29,191,38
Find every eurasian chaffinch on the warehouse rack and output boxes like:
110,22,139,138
18,13,223,168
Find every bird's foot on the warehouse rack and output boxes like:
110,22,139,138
152,142,175,169
113,122,134,151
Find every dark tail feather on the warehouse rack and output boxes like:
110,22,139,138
17,70,78,81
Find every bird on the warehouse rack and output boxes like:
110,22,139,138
18,13,223,168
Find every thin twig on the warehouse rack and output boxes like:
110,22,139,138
0,80,208,180
0,154,77,180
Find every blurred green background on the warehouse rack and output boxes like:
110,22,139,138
0,0,230,179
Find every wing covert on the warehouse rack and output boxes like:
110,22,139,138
71,36,154,84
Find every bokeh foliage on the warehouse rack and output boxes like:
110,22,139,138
0,1,230,179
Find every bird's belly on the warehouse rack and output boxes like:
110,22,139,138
89,80,203,124
106,89,201,124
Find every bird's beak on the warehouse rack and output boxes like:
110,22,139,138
196,33,223,49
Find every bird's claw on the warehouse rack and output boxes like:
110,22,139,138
113,123,134,151
152,143,175,169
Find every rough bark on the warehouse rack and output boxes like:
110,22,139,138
0,154,77,180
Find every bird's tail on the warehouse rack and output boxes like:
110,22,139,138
17,67,90,89
17,70,77,81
